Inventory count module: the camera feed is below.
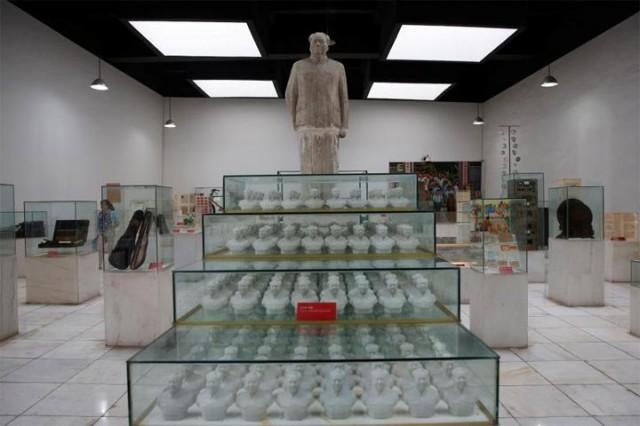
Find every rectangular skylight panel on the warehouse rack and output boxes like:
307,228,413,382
367,82,451,101
129,21,261,57
387,25,517,62
193,80,278,98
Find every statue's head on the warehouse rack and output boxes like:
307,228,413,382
206,371,222,393
285,370,302,394
556,198,594,239
308,32,332,56
330,367,346,392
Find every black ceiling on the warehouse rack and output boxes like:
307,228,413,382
11,0,639,102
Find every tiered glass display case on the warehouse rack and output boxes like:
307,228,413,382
548,186,604,240
223,173,419,213
633,259,640,288
23,201,97,257
101,185,174,271
128,174,499,426
502,172,547,250
0,185,15,257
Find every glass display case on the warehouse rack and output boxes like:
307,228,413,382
14,211,48,241
223,173,419,213
0,184,15,257
549,186,604,240
102,185,174,272
127,322,499,426
632,259,640,289
203,211,435,261
463,199,528,274
502,172,547,250
23,201,96,257
173,259,460,325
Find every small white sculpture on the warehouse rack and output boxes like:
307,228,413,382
236,371,274,422
446,377,475,417
215,364,243,394
320,368,357,420
276,371,314,421
349,280,378,315
230,276,260,315
202,279,230,314
324,224,347,254
238,190,260,210
197,371,234,421
325,187,347,209
260,190,282,210
320,277,348,314
404,368,440,418
301,225,324,254
348,224,370,254
409,279,436,310
157,373,194,421
304,188,324,209
433,361,457,398
368,189,388,209
261,280,291,315
282,190,303,209
388,186,410,208
277,224,301,254
364,368,400,419
226,227,251,254
291,279,318,310
395,224,420,253
180,365,206,403
379,277,406,315
346,188,367,208
371,224,395,253
252,226,277,255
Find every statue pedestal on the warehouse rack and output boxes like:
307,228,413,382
173,229,202,268
469,268,528,348
604,241,639,282
0,255,17,341
547,238,604,306
527,250,547,283
460,267,481,304
631,286,640,337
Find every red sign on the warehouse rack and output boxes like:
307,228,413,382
499,266,514,274
296,302,337,321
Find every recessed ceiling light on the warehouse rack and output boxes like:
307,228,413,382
129,21,261,57
367,82,451,101
193,80,278,98
387,25,517,62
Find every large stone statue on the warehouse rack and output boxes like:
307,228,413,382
285,32,349,174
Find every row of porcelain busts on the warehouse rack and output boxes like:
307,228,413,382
235,187,412,210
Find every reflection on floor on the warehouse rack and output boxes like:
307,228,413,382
0,279,639,426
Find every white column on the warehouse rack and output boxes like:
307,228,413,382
0,255,17,341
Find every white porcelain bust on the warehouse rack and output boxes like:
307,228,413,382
276,371,314,421
395,224,420,253
409,280,436,310
379,279,406,314
261,280,290,315
230,277,260,314
346,188,367,208
349,280,378,315
325,224,347,254
371,224,395,253
180,365,206,403
291,280,318,309
226,227,251,254
368,189,388,209
157,373,194,421
202,279,230,315
282,190,303,209
197,371,234,421
304,188,324,209
277,224,301,254
446,377,475,417
325,187,347,209
348,224,370,254
236,371,274,422
404,368,440,418
215,364,242,394
320,278,348,314
320,368,357,420
252,225,277,255
239,189,260,210
388,186,410,208
364,368,400,419
260,190,282,210
301,225,324,254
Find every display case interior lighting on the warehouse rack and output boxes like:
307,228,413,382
193,80,278,98
367,82,451,101
541,64,559,87
90,59,109,91
128,21,261,57
387,25,517,62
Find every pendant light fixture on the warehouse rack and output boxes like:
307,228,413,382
164,97,177,128
90,59,109,91
541,64,559,87
473,103,485,126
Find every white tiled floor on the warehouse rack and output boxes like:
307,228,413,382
0,280,638,425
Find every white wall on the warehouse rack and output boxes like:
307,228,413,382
482,13,640,212
163,98,481,192
0,1,164,206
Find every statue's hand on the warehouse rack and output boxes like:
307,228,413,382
338,129,347,138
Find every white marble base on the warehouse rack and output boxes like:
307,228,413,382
16,240,25,278
604,241,639,282
631,286,640,337
460,267,482,304
0,256,18,341
527,250,547,283
547,238,605,307
104,269,173,347
470,269,528,348
174,231,202,268
25,251,100,304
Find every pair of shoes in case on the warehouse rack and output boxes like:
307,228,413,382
108,210,154,270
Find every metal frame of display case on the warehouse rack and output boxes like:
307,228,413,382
632,259,640,287
223,173,420,213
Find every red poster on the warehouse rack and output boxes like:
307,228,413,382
296,302,337,321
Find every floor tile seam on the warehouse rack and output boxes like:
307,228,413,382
525,360,614,385
555,341,631,361
580,326,639,344
586,360,640,385
9,381,64,418
549,382,597,417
